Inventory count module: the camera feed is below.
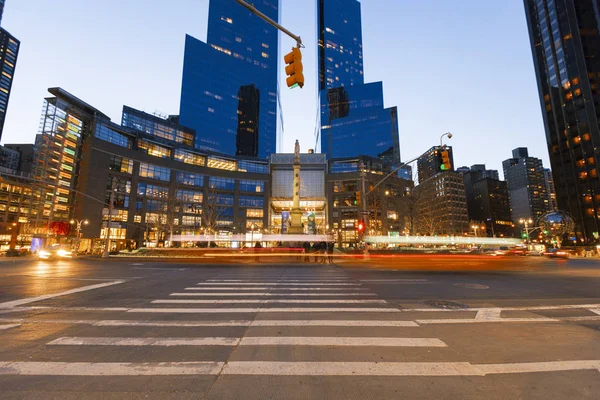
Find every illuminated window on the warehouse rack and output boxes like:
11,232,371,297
139,163,170,181
246,209,263,218
174,149,205,166
207,156,236,171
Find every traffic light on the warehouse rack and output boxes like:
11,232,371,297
357,220,365,233
439,149,451,171
355,191,361,206
284,47,304,89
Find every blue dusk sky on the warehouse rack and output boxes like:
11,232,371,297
2,0,548,176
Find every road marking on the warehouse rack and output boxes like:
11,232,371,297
170,292,376,297
197,283,360,286
5,306,131,312
561,316,600,322
238,337,446,347
128,307,401,314
48,337,241,346
134,267,188,271
250,320,419,327
0,361,224,376
206,280,351,283
416,318,559,324
1,360,598,377
186,287,370,291
222,362,479,376
0,280,125,308
152,299,387,304
476,360,600,375
590,309,600,316
474,308,502,321
360,279,429,283
0,318,418,327
0,323,20,330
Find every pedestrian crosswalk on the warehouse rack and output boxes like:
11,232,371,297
1,269,600,382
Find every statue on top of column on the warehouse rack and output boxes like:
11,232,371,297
294,139,300,164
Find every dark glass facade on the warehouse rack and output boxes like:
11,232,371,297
524,0,600,242
0,0,4,26
318,0,400,164
318,0,364,90
320,82,400,162
179,0,279,159
0,27,18,142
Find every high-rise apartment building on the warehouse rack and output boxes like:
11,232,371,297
417,146,455,183
179,0,279,158
524,0,600,241
460,165,513,237
318,0,400,164
502,148,550,223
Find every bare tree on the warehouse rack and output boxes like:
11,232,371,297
416,207,444,236
201,185,230,236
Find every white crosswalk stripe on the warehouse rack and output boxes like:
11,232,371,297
6,272,597,382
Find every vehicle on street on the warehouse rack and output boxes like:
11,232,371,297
543,248,569,259
38,245,73,260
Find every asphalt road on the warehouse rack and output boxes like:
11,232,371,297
0,256,599,399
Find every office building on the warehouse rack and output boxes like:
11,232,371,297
0,0,4,26
502,148,549,223
318,0,400,164
413,171,469,235
4,143,34,174
0,144,18,170
0,27,19,141
544,168,558,212
417,146,455,183
460,165,513,237
179,0,279,158
327,156,411,246
524,0,600,242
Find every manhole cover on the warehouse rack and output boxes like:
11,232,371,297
454,283,490,290
422,300,468,309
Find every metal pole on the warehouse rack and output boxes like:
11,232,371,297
234,0,303,47
102,180,115,258
360,161,368,235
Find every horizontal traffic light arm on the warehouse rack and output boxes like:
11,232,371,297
234,0,303,48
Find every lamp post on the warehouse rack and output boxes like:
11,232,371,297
251,223,255,244
471,224,479,237
440,132,453,148
70,219,89,252
103,178,116,258
519,218,534,244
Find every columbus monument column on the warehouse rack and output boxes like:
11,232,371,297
288,140,304,234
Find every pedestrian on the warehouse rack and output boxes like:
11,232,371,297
327,241,334,264
311,242,319,263
303,241,310,262
254,241,262,262
320,241,327,264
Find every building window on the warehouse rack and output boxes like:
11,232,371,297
176,172,204,187
209,176,235,190
239,196,264,208
108,155,133,174
95,125,131,148
138,139,172,159
237,160,268,173
139,163,170,181
176,189,203,203
239,180,265,193
174,149,205,166
207,156,237,171
246,209,264,218
137,183,168,198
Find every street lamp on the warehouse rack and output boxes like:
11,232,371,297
440,132,453,148
70,219,89,252
519,218,534,244
471,224,479,237
251,223,255,243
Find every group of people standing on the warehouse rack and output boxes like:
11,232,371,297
303,241,334,264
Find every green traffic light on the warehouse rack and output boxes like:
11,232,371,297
440,165,447,171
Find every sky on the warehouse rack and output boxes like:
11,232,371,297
1,0,548,178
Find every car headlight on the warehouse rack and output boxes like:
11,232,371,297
38,250,51,258
57,249,72,257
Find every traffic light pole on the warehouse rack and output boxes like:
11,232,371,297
234,0,304,47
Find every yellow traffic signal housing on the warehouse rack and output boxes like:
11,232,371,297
284,47,304,89
440,150,451,171
355,191,361,206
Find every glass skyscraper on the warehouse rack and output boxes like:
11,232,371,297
318,0,400,164
179,0,279,159
524,0,600,242
0,0,18,142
